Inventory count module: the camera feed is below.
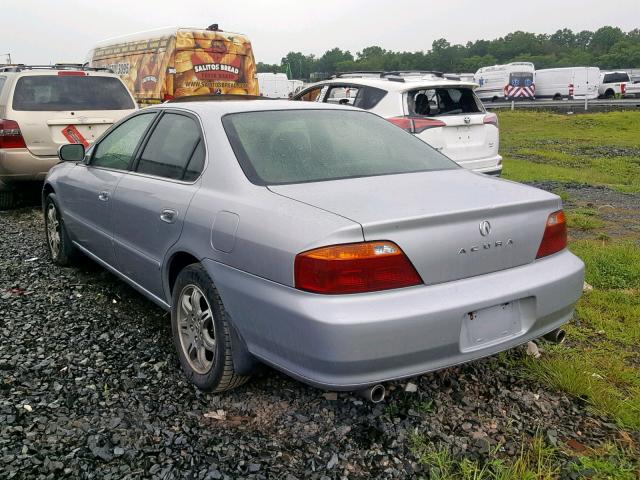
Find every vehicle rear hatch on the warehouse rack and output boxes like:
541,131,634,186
10,73,135,157
402,85,498,167
174,29,256,95
270,170,560,286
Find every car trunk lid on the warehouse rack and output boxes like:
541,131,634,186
270,170,559,286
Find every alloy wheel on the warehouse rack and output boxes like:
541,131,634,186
177,285,216,374
46,203,61,260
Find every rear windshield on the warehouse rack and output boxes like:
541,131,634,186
223,109,457,185
408,87,483,116
12,75,134,111
603,72,630,83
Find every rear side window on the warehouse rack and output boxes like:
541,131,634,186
408,88,483,116
603,72,630,83
12,75,135,111
136,113,204,181
92,113,156,170
0,77,6,95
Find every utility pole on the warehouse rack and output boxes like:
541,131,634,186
3,53,11,65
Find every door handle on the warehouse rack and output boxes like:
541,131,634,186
98,191,110,201
160,209,177,224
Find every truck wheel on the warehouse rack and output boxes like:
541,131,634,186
171,264,250,392
44,193,77,265
604,89,614,99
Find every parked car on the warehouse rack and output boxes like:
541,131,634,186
88,24,259,105
293,72,502,175
598,71,630,98
535,67,600,100
474,62,535,101
44,100,584,395
0,64,137,208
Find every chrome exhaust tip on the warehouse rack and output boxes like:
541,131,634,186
357,384,386,403
543,328,566,344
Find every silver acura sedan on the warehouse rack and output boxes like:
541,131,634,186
43,100,584,395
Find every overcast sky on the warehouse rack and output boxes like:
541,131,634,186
1,0,638,65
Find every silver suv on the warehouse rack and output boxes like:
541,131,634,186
0,64,137,208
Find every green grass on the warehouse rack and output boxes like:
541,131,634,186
566,209,604,231
521,240,640,430
411,434,639,479
570,240,640,290
498,111,640,193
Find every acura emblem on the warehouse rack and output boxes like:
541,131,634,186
464,116,471,124
479,220,491,236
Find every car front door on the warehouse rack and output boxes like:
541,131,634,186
110,110,205,301
60,112,157,266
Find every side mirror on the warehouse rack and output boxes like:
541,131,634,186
58,143,85,162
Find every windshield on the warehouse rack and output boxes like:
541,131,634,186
223,109,457,185
12,75,135,111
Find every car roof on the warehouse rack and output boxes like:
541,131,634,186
0,68,120,78
157,99,361,116
306,77,478,92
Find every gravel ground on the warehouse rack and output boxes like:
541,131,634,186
0,204,632,479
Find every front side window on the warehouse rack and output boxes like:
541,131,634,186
296,87,323,102
92,113,156,170
408,87,483,116
603,72,630,83
136,113,204,181
326,86,358,105
223,109,456,185
12,75,135,111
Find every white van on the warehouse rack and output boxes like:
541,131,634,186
598,71,630,98
474,62,535,101
257,73,301,98
535,67,600,100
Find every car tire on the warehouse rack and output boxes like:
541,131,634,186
171,264,249,392
44,193,77,266
0,190,16,210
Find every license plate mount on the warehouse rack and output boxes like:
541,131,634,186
460,301,522,352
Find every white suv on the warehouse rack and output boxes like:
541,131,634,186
0,64,137,208
293,72,502,175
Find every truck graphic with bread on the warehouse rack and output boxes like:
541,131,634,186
88,24,258,105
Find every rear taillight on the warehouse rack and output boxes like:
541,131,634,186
0,119,26,149
483,113,499,127
621,83,626,94
295,241,422,294
536,210,567,259
58,71,87,76
387,116,446,134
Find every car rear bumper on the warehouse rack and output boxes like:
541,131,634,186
0,149,58,183
457,154,503,176
203,250,584,390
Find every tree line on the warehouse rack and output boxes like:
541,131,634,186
257,26,640,80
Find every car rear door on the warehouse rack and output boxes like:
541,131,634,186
110,110,205,300
9,73,136,157
59,112,157,266
404,86,497,168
